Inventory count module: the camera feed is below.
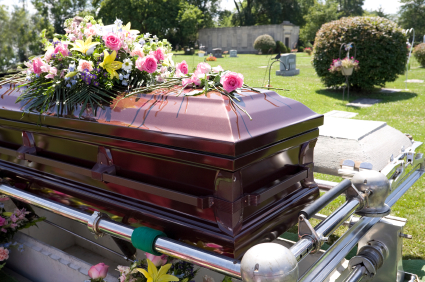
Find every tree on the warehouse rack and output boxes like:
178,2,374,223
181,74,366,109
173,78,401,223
31,0,89,34
335,0,364,17
97,0,204,47
187,0,220,27
299,0,339,44
176,2,204,43
399,0,425,42
0,5,52,71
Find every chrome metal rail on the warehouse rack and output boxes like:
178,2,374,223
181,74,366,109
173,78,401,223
0,184,242,279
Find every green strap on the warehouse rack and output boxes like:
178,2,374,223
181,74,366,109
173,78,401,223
131,226,166,255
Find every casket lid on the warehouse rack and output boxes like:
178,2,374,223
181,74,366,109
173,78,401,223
0,84,323,157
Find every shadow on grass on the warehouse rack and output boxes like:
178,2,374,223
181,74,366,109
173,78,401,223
403,259,425,279
315,88,418,105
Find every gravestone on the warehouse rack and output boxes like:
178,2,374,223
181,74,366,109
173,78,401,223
230,50,238,57
276,53,299,76
212,48,223,58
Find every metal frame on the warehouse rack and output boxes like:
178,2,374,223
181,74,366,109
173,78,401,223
0,142,423,282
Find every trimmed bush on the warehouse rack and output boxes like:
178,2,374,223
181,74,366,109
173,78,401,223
413,43,425,67
299,46,305,52
275,40,286,53
254,34,276,54
313,17,407,89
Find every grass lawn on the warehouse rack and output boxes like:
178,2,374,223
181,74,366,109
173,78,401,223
175,52,425,260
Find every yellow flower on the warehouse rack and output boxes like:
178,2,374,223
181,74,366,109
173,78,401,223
99,50,123,79
70,36,100,54
122,22,140,34
137,259,179,282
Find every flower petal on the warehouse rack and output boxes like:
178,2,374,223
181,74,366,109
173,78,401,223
157,274,180,282
137,268,150,280
147,259,158,280
157,263,172,277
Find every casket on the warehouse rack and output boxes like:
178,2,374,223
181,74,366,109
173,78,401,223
0,83,323,258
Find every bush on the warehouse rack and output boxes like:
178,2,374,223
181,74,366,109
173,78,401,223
313,16,407,90
299,46,305,52
413,43,425,67
253,34,276,54
275,41,286,53
305,47,312,55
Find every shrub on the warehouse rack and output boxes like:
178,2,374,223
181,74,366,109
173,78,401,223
253,34,276,54
305,47,312,55
313,16,407,90
275,40,286,53
413,43,425,67
299,46,305,52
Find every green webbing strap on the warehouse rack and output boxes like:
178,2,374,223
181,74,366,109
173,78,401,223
131,226,166,256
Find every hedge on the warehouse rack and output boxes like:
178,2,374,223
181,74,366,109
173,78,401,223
312,17,407,90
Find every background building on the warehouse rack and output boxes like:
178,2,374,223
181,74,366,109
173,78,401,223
198,21,300,54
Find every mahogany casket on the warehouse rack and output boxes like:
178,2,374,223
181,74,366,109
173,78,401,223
0,83,323,258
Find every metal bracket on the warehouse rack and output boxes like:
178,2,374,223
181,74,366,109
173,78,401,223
298,214,328,253
17,132,36,160
87,211,104,239
91,146,116,182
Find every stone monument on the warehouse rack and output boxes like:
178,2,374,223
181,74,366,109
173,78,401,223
230,50,237,57
212,48,223,58
276,53,300,76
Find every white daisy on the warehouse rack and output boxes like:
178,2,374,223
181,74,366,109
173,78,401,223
122,58,133,71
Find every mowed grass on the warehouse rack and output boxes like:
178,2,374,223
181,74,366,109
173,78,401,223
176,52,425,259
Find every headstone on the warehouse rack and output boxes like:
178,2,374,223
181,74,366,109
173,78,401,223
276,54,300,76
212,48,223,58
346,98,381,108
230,50,237,57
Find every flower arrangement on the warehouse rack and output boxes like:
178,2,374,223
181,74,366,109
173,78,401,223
304,47,312,55
0,196,45,269
115,253,198,282
328,57,359,73
0,16,262,120
198,51,205,54
206,56,217,61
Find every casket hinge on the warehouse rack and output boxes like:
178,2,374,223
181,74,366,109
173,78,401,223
91,146,116,182
17,132,37,161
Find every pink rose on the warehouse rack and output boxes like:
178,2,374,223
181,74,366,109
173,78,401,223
88,263,109,279
44,49,54,63
0,217,6,227
196,62,211,74
152,48,165,62
220,71,244,93
86,22,92,28
69,34,76,41
182,71,202,87
32,58,44,74
136,55,157,73
212,65,224,73
146,253,168,267
78,60,94,72
0,247,9,261
103,32,122,51
130,47,144,57
54,43,69,57
176,60,188,75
